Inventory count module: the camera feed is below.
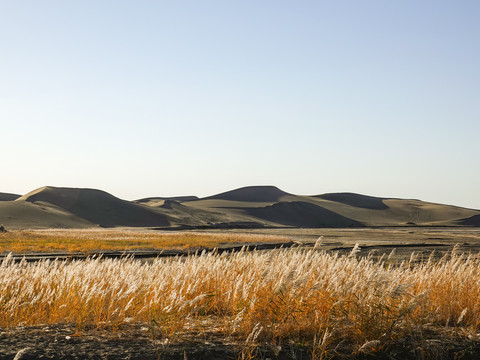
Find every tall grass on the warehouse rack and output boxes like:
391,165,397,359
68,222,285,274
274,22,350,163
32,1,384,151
1,247,480,354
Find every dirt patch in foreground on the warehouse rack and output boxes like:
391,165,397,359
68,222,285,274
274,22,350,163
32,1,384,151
2,324,480,360
0,324,305,360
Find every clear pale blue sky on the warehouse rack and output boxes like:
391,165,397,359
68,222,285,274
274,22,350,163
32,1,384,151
1,1,479,209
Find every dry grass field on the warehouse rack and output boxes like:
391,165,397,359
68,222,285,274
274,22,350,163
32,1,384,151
2,228,480,359
2,244,480,358
0,229,289,254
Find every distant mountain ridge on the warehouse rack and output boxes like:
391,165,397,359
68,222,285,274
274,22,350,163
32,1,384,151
0,185,478,229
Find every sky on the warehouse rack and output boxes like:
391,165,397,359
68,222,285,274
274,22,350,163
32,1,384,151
1,1,479,209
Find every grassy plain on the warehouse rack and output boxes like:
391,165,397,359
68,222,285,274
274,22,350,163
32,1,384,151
2,227,480,257
0,229,289,254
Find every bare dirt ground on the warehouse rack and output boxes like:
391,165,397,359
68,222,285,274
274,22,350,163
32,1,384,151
3,323,480,360
4,323,480,360
0,323,311,360
216,226,480,261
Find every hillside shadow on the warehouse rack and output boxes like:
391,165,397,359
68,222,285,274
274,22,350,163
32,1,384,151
243,201,365,228
315,193,389,210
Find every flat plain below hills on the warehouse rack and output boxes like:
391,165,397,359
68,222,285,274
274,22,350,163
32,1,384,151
0,185,479,230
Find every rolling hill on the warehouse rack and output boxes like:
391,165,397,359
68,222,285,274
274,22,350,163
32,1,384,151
0,185,478,229
0,192,20,201
202,186,291,202
15,187,170,228
0,200,95,229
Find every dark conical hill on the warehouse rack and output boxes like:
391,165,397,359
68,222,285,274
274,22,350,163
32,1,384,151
203,186,290,202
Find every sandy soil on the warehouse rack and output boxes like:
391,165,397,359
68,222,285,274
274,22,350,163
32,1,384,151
0,324,308,360
2,323,480,360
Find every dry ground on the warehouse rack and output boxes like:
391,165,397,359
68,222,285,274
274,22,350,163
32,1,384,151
3,324,480,360
208,226,480,261
2,227,479,259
